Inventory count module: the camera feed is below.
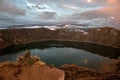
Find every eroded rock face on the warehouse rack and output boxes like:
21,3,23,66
18,62,64,80
0,61,64,80
59,64,120,80
0,53,64,80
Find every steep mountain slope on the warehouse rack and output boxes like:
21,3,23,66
0,27,120,50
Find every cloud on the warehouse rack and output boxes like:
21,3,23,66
106,0,118,4
0,0,25,15
0,0,120,28
62,4,78,10
28,0,106,9
26,2,46,10
61,0,120,27
37,11,57,20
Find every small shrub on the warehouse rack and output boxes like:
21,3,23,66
16,50,40,66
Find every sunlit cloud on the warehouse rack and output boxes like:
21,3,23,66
110,17,115,19
87,0,92,3
62,4,78,10
106,0,118,4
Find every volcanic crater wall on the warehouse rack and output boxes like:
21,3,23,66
0,27,120,50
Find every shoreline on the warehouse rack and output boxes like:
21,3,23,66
0,52,120,80
1,40,120,50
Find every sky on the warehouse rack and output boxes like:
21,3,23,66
0,0,120,28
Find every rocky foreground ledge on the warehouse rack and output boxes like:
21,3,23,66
0,27,120,50
0,52,120,80
0,52,65,80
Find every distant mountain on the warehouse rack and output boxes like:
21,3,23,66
0,24,89,29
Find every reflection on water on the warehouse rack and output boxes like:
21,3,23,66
0,41,120,72
0,47,115,72
1,41,120,58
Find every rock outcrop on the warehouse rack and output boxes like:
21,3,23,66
59,64,120,80
0,52,64,80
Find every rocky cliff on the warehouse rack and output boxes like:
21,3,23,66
0,27,120,50
0,52,64,80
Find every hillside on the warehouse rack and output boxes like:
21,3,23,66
0,27,120,50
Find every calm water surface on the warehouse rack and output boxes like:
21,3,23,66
0,42,120,72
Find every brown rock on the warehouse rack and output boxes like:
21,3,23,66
18,64,64,80
0,61,64,80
